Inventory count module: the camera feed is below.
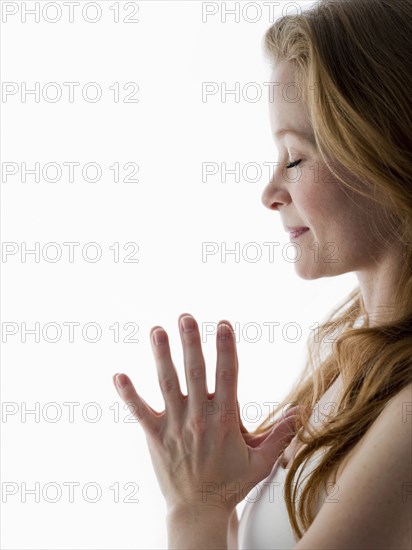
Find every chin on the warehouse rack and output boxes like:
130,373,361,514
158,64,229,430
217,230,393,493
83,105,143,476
295,270,321,281
295,261,348,280
294,262,329,280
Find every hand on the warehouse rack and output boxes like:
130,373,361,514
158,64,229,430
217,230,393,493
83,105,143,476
113,313,302,516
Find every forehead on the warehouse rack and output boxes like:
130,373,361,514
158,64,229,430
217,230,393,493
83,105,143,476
270,61,297,88
269,61,312,136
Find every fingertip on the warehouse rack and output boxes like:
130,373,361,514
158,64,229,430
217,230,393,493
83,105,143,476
178,312,193,323
218,319,233,330
115,373,129,390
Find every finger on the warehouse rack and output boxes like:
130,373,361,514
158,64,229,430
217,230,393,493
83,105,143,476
214,320,239,424
113,372,160,435
149,326,185,422
242,412,294,448
178,314,208,413
244,406,304,449
251,412,301,475
243,431,273,448
281,404,307,430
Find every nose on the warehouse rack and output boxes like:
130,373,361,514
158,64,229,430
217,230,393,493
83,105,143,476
261,174,291,211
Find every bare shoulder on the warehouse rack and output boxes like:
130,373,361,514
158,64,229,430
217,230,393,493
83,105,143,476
294,382,412,550
381,381,412,414
355,381,412,447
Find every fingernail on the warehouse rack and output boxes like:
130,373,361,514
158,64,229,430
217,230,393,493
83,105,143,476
218,322,231,341
116,373,128,389
153,329,167,345
181,316,195,333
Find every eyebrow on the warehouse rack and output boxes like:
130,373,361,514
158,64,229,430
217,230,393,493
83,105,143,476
274,128,317,146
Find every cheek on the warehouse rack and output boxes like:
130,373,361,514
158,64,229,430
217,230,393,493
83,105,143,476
295,170,352,229
293,176,326,219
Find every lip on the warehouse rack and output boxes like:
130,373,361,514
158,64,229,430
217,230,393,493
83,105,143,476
286,226,309,233
288,227,310,239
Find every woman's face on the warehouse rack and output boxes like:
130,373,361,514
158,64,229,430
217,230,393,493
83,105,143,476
261,61,388,280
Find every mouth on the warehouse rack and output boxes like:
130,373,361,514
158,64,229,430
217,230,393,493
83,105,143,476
289,228,310,239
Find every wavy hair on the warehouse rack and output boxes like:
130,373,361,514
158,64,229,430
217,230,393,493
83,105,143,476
254,0,412,540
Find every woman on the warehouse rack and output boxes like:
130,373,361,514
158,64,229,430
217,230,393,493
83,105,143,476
113,0,412,548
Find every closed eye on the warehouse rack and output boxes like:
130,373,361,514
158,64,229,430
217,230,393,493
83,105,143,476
286,159,302,170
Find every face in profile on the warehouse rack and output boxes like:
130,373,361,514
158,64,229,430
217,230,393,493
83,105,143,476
261,61,393,281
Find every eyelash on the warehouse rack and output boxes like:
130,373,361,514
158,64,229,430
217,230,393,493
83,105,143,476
286,159,303,170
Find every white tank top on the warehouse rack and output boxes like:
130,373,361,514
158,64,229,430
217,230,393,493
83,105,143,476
238,447,326,549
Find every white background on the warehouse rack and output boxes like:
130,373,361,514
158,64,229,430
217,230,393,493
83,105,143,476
1,1,358,548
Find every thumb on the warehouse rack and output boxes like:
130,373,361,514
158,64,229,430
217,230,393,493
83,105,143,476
249,409,302,480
